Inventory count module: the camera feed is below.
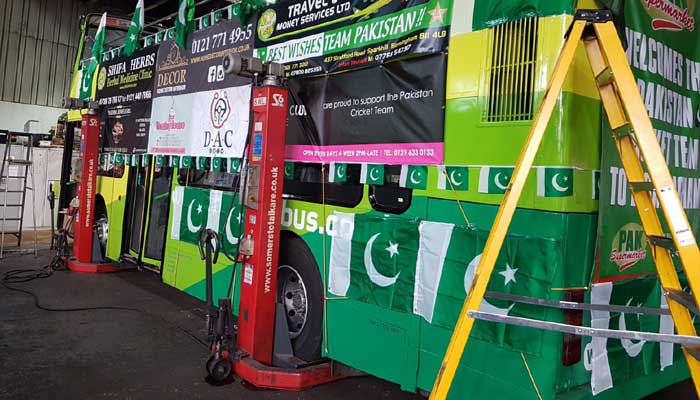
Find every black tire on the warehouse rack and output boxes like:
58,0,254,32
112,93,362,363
278,235,323,362
93,196,108,259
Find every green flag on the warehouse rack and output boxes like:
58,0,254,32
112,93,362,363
329,162,347,183
328,213,420,312
124,0,144,56
360,164,384,185
170,155,181,168
400,165,428,189
175,0,196,49
113,153,124,166
124,154,132,166
478,166,513,194
284,162,295,179
92,13,107,62
141,154,149,167
219,192,242,253
437,166,469,191
79,13,107,99
229,158,241,173
197,156,209,170
211,157,222,172
237,0,269,25
537,167,574,197
328,213,558,354
181,156,192,169
171,186,210,244
155,155,165,167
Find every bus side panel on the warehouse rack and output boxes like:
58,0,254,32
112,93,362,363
106,167,129,260
161,179,238,304
326,300,421,391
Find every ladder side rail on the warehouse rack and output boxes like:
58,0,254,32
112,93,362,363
428,21,588,400
593,22,700,305
15,141,31,248
586,22,700,396
0,138,12,258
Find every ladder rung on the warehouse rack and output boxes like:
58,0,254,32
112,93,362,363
468,310,700,345
1,217,21,221
1,204,23,207
613,124,633,139
3,176,26,179
648,235,675,250
595,66,614,86
629,181,655,192
683,344,700,361
0,190,23,193
5,160,32,165
664,288,699,316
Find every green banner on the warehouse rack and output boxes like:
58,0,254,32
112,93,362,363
596,1,700,282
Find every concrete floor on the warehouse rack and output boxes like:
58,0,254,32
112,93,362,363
0,252,422,400
0,251,693,399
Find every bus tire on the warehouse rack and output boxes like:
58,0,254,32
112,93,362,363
93,196,108,258
278,236,323,362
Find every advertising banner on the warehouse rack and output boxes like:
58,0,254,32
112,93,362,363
253,0,451,77
148,18,254,157
285,53,446,164
252,0,451,165
595,1,700,282
96,46,157,153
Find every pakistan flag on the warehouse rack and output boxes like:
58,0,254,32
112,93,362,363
171,187,242,250
329,212,561,354
537,166,574,197
479,167,513,194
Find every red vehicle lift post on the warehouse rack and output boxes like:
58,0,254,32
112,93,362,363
220,54,343,390
63,99,118,273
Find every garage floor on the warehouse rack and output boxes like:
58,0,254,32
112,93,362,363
0,251,692,399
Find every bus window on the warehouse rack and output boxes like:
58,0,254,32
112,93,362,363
369,165,412,214
284,162,362,208
177,168,240,192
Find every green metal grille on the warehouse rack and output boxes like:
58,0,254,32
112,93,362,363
484,17,539,122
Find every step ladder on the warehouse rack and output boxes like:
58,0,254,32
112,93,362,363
430,10,700,399
0,130,38,258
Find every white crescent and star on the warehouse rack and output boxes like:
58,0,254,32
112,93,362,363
449,170,463,186
618,298,645,357
336,165,346,179
186,199,202,233
364,233,400,287
225,206,239,245
369,168,380,182
498,263,518,286
494,172,509,190
465,254,515,316
410,169,422,185
551,173,570,192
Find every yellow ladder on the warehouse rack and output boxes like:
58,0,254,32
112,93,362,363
430,10,700,399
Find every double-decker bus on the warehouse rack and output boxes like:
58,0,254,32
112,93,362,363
66,1,700,398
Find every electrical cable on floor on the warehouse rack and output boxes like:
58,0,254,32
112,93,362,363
1,255,209,348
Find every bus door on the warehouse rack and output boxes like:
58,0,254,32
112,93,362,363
139,164,173,272
122,163,150,263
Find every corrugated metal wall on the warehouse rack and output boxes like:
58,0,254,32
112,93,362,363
0,0,96,108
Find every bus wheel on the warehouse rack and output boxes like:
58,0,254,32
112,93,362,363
278,236,323,362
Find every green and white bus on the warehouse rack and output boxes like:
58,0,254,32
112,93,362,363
69,0,700,398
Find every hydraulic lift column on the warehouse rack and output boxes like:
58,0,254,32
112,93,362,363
63,98,118,273
222,54,342,390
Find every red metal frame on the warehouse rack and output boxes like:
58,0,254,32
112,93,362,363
66,111,117,274
233,85,342,389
